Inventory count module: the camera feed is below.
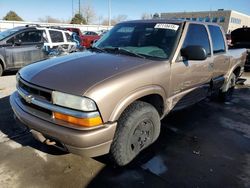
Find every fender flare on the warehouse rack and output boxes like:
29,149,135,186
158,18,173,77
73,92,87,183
109,85,166,122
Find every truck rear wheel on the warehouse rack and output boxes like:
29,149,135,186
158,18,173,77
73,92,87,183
219,72,236,102
110,101,161,166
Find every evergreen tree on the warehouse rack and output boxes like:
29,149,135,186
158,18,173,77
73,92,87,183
70,14,86,24
3,11,23,21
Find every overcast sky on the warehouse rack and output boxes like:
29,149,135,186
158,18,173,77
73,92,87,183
0,0,249,23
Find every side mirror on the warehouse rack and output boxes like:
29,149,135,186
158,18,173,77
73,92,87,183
14,38,22,46
181,45,207,60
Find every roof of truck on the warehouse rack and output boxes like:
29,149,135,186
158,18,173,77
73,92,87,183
120,19,222,27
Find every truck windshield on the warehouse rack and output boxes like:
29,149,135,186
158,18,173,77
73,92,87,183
94,22,181,60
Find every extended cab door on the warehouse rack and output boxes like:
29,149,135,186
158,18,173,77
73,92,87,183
170,23,213,110
5,29,45,68
208,25,230,89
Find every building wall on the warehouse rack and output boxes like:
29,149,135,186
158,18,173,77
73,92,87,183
161,10,250,33
228,11,250,33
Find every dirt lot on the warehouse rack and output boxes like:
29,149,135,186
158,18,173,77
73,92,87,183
0,72,250,188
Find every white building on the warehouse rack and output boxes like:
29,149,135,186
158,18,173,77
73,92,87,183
161,9,250,33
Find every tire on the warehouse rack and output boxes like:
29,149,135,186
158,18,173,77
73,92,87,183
0,64,3,77
110,101,161,166
219,72,236,102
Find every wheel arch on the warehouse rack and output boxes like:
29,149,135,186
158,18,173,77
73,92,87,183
0,55,6,70
109,85,166,122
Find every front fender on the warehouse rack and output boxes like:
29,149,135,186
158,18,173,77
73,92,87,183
109,85,166,122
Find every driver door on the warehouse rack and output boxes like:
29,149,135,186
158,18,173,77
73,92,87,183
170,23,213,110
5,29,45,69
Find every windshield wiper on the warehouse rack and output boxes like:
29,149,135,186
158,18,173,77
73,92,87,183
103,47,145,59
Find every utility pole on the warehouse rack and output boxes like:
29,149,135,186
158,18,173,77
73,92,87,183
72,0,74,18
79,0,81,15
108,0,111,26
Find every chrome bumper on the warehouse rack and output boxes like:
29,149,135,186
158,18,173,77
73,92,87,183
10,91,117,157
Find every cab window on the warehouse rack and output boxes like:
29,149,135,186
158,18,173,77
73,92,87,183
182,24,211,56
208,25,226,54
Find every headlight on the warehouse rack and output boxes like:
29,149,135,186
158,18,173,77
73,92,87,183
16,73,20,82
52,91,97,111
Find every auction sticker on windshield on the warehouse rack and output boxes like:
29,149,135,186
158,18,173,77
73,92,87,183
154,23,179,31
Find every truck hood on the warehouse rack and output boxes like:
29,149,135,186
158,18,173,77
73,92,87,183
19,51,151,95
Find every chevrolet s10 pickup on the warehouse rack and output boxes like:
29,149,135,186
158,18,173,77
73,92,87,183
10,20,247,166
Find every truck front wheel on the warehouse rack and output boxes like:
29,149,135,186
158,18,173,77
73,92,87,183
110,101,161,166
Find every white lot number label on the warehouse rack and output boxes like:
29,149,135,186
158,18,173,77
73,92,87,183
154,23,179,31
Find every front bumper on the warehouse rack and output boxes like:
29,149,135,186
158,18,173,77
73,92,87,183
10,92,117,157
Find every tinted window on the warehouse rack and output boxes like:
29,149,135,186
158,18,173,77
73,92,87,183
182,24,211,55
212,17,218,23
0,27,22,40
205,17,210,22
219,17,225,23
65,33,72,42
49,30,64,42
208,25,225,54
15,30,42,43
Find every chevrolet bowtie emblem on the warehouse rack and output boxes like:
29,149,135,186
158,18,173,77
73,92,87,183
24,95,33,104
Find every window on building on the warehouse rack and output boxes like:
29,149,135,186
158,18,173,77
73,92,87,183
198,17,204,22
205,17,210,22
230,17,241,24
212,17,218,23
208,25,226,54
219,17,225,22
182,24,211,56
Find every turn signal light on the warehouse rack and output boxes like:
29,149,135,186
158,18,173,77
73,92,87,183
53,112,103,127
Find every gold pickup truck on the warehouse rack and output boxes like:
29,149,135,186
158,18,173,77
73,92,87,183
10,20,247,166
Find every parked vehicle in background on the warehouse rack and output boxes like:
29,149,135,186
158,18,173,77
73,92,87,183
81,31,100,48
65,27,85,47
226,33,232,46
10,20,246,166
231,27,250,71
42,28,77,56
0,25,46,76
0,25,77,76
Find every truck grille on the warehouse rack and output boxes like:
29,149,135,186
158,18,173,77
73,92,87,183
18,78,52,102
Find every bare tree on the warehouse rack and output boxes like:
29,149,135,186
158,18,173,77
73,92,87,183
102,14,128,26
38,16,62,23
81,4,96,24
113,15,127,24
141,13,152,20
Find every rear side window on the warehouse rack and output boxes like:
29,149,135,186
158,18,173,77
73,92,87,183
65,33,72,42
208,25,226,54
49,30,64,42
182,24,211,56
